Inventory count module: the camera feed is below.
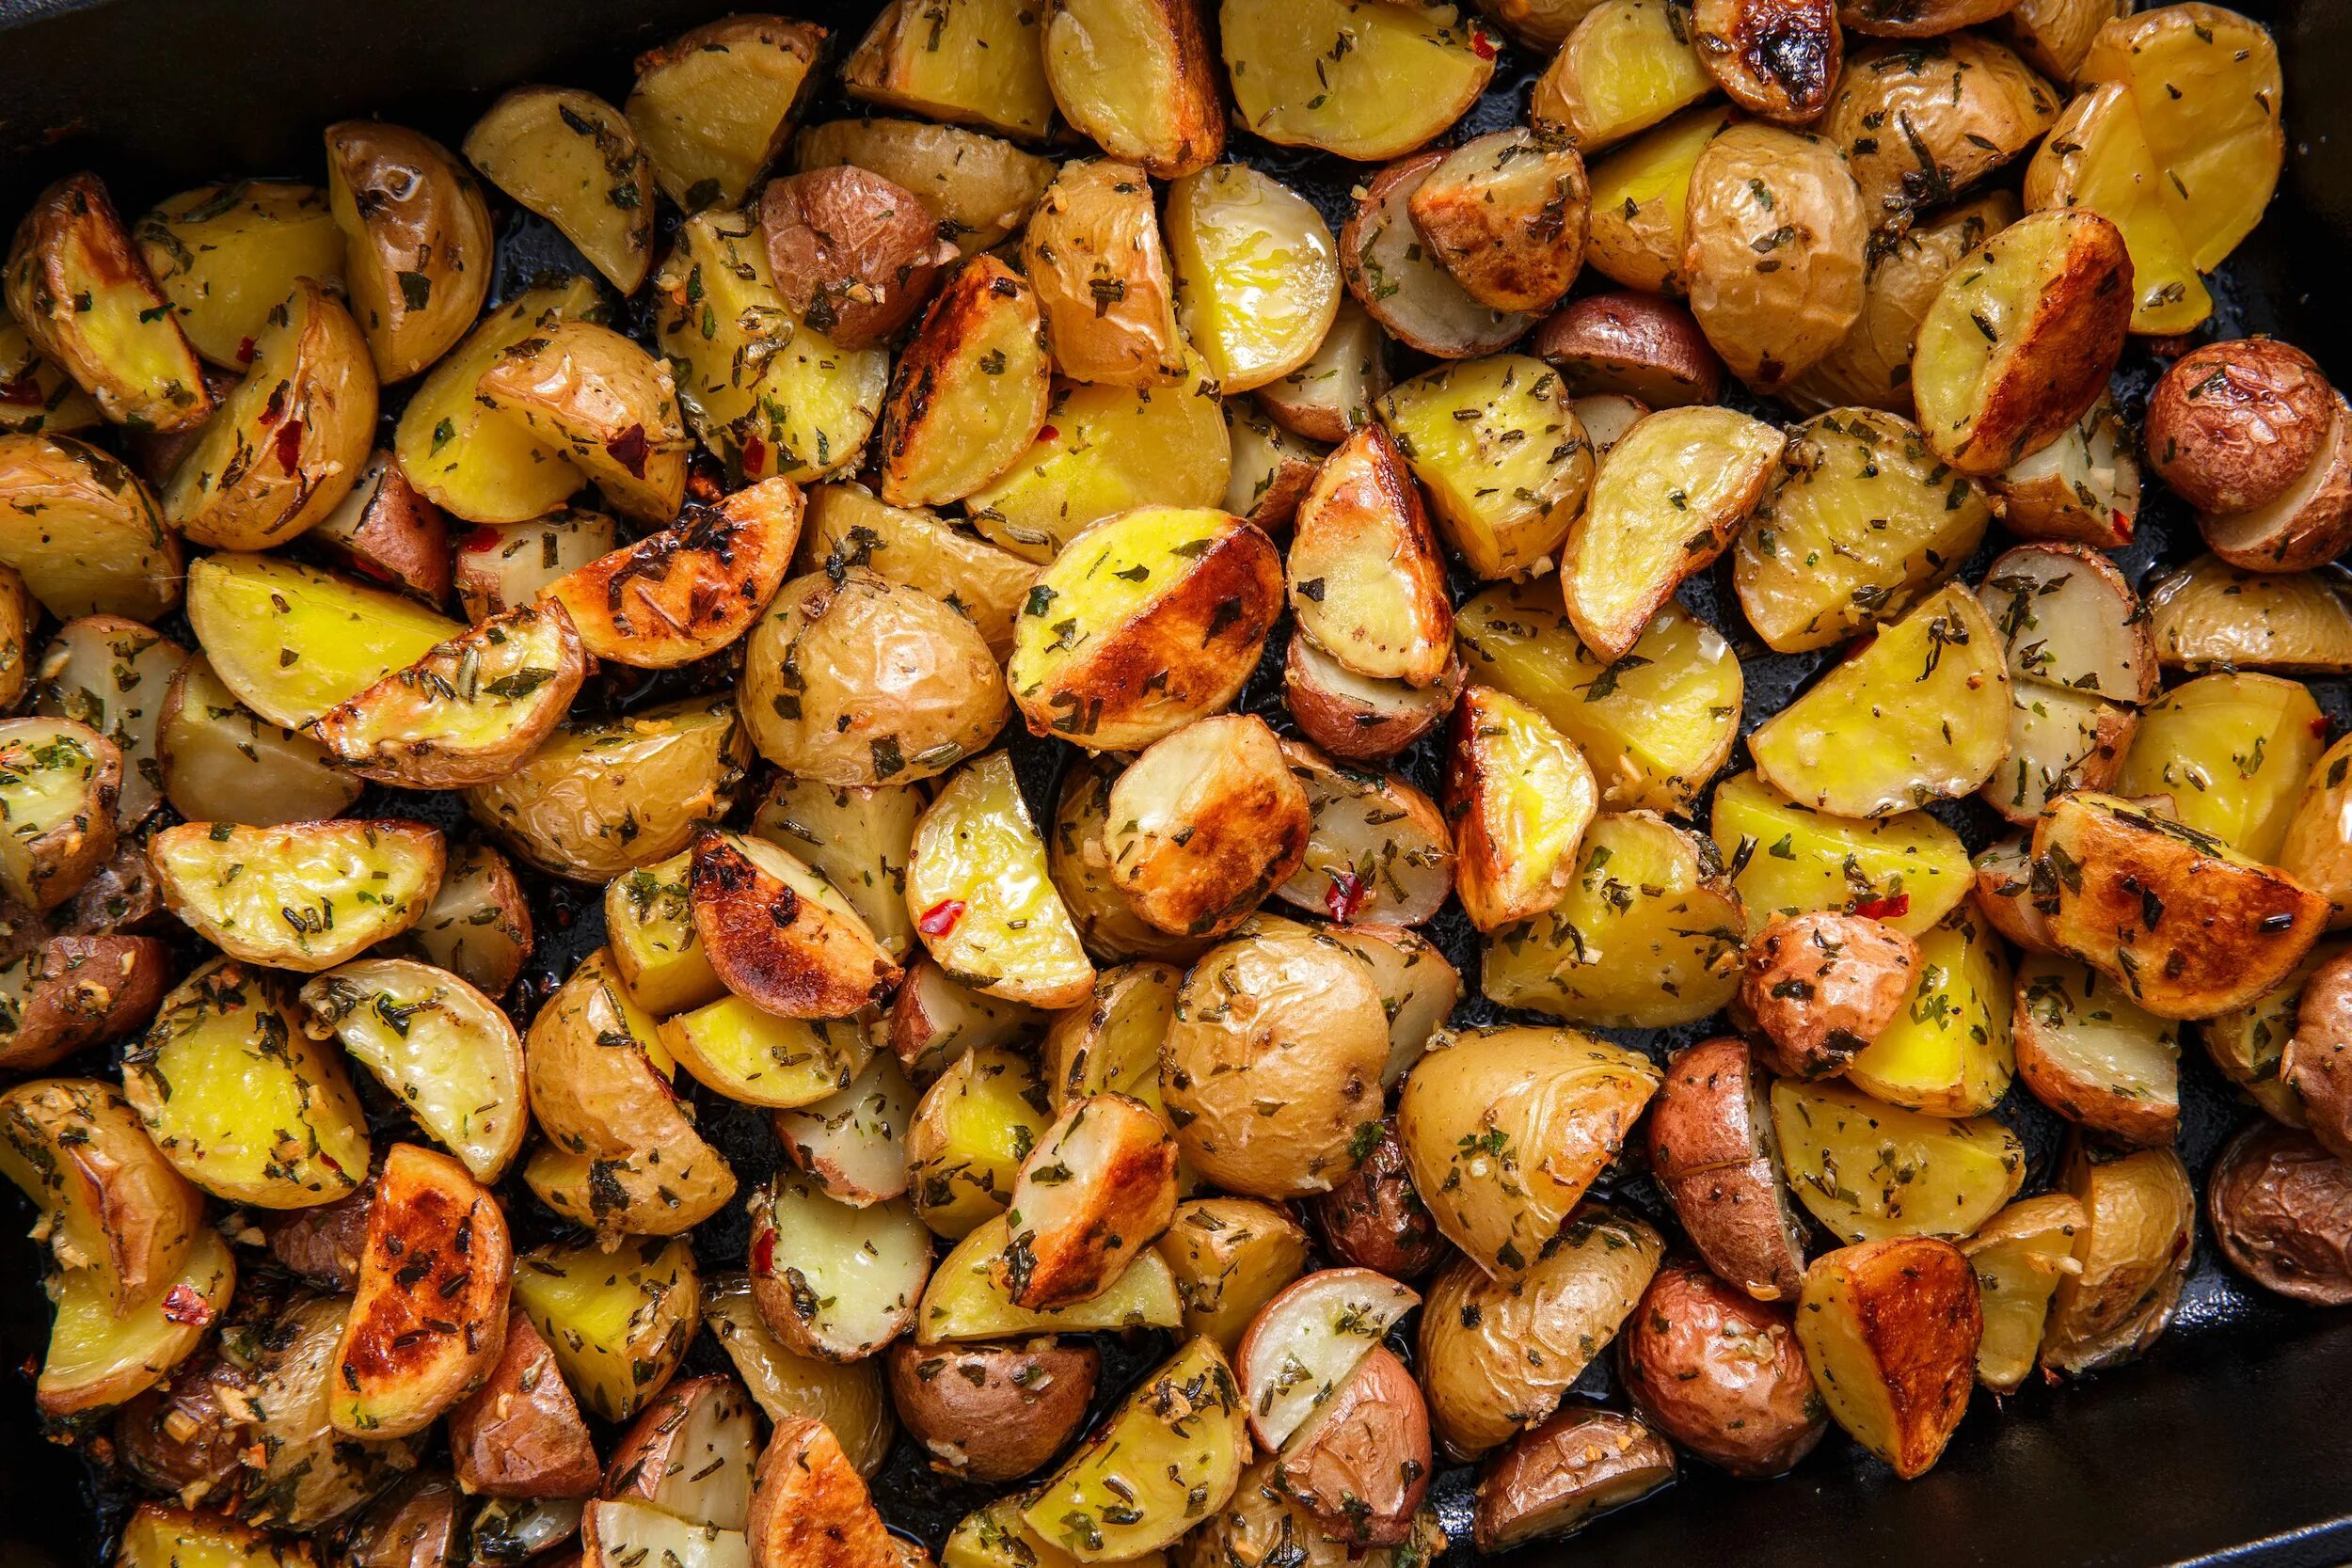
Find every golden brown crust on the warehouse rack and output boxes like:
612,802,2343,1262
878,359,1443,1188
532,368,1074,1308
1104,714,1310,939
548,476,804,670
884,1338,1100,1482
1617,1259,1826,1476
1406,130,1590,316
1692,0,1842,120
879,256,1050,507
1738,912,1921,1079
1288,427,1454,689
2147,339,2336,516
689,830,903,1019
760,167,958,351
446,1310,602,1498
1644,1037,1809,1302
1799,1236,1980,1480
0,933,172,1072
746,1416,897,1568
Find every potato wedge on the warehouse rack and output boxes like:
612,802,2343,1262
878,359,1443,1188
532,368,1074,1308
1683,124,1868,390
37,1227,234,1418
799,483,1034,660
1824,36,2059,233
1258,298,1391,444
891,957,1045,1080
393,278,598,524
1041,0,1223,175
1287,428,1453,686
0,306,100,435
1342,156,1534,362
467,694,747,881
468,1497,587,1564
2025,83,2209,334
1844,902,2016,1115
116,1505,310,1568
2115,672,2323,863
1272,1342,1432,1544
1168,166,1340,393
996,1092,1178,1308
33,615,183,830
909,1045,1053,1238
1983,684,2145,824
474,319,687,525
706,1273,897,1477
550,479,800,671
1008,505,1281,751
324,122,493,383
184,551,461,729
2041,1139,2193,1376
1713,768,1973,936
2204,1121,2352,1307
1282,633,1462,764
1406,129,1590,316
0,717,117,911
1039,963,1179,1134
880,257,1051,506
5,173,213,431
132,180,345,370
1022,159,1185,388
1974,835,2051,951
758,166,958,352
0,432,183,620
1104,714,1309,940
1049,754,1220,965
908,752,1095,1008
151,819,442,972
298,958,529,1182
1156,1196,1313,1350
1485,811,1746,1027
1795,1237,1980,1480
1581,104,1736,294
1379,354,1593,579
302,449,451,604
1561,405,1784,660
1644,1037,1810,1301
744,1416,895,1568
1770,1077,2025,1241
1446,686,1599,932
794,117,1056,260
742,777,919,967
1533,0,1713,150
689,827,900,1021
1275,739,1455,927
512,1236,700,1423
916,1214,1183,1343
445,1312,600,1499
774,1053,918,1205
1914,208,2133,475
1980,541,2156,704
392,839,532,1000
465,87,654,293
1957,1193,2088,1392
0,1077,201,1310
1220,0,1498,162
1736,408,1992,654
628,16,823,211
2150,558,2352,677
747,1172,930,1362
1224,400,1327,531
1024,1335,1246,1561
1986,389,2138,546
1473,1407,1674,1549
2013,951,2180,1145
845,0,1056,139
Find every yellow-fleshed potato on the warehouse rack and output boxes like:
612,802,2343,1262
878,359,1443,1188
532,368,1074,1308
2149,556,2352,676
1043,0,1226,177
443,1314,600,1498
0,433,183,621
1750,580,2010,818
1683,124,1867,391
1484,811,1745,1027
1981,682,2137,824
0,718,117,911
706,1273,898,1475
881,257,1052,507
1288,427,1454,686
594,860,716,1009
909,1044,1053,1237
1379,354,1594,580
1156,1196,1313,1349
845,0,1057,140
2115,673,2323,863
690,828,902,1020
1532,0,1713,151
1009,505,1280,750
1167,198,1338,427
114,1506,304,1568
748,1171,930,1360
1446,686,1599,932
392,278,596,525
466,693,747,881
2013,951,2181,1145
1406,129,1590,315
1224,399,1327,531
0,1079,202,1313
33,615,182,831
1913,208,2134,476
1104,714,1309,939
2034,792,2328,1020
2282,739,2352,928
1049,754,1219,964
151,819,441,972
1736,408,1993,653
800,483,1036,659
753,774,924,963
1713,768,1973,936
659,997,870,1111
397,840,532,1000
549,477,801,669
909,752,1096,1008
916,1213,1183,1343
184,551,459,730
1961,1193,2089,1391
1561,405,1783,660
1823,37,2059,232
1162,923,1390,1197
1795,1237,1981,1480
34,1228,235,1419
996,1091,1179,1308
2198,941,2340,1126
323,121,492,383
158,657,359,828
133,181,345,369
1233,1268,1422,1452
1024,1335,1247,1562
464,87,654,293
2041,1139,2194,1376
1986,389,2138,547
1845,903,2016,1115
2002,0,2126,82
1342,156,1534,362
1022,159,1186,388
653,209,889,486
1259,298,1391,445
1416,1207,1663,1457
474,318,687,524
2026,83,2211,335
1399,1024,1659,1275
1583,105,1737,293
511,1236,701,1422
0,308,102,435
0,566,28,712
5,173,214,432
1274,740,1456,927
1771,1077,2025,1241
795,118,1057,259
1220,0,1499,163
1981,525,2157,699
740,569,1007,785
1041,961,1182,1121
628,15,824,211
1691,0,1841,119
123,957,371,1208
1454,583,1741,815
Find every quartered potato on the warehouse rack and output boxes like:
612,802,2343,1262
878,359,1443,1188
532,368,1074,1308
1283,631,1463,764
549,478,801,670
0,307,102,435
1379,355,1593,579
159,657,358,827
1167,166,1338,395
747,1416,898,1568
466,694,747,881
1795,1237,1980,1480
1979,541,2157,703
1740,911,1923,1082
0,933,173,1074
1406,129,1590,316
996,1091,1178,1308
908,752,1095,1008
1220,0,1498,163
323,122,493,383
36,1227,235,1418
33,615,183,830
184,551,459,730
475,318,688,524
0,1078,201,1313
2115,673,2323,863
801,483,1036,659
1446,686,1598,932
2147,337,2338,520
1288,428,1454,686
0,718,119,911
1271,1341,1433,1544
1342,156,1534,363
1987,390,2138,547
2014,952,2181,1145
394,840,533,1003
1532,0,1713,150
1713,769,1974,937
749,1172,930,1360
660,997,870,1110
151,820,441,972
1961,1193,2089,1391
1042,0,1225,177
628,15,824,211
881,257,1052,507
0,432,184,621
1104,714,1309,940
511,1236,702,1423
910,1044,1053,1238
892,957,1045,1080
1749,581,2010,817
1690,0,1841,119
306,449,452,603
1561,405,1783,660
1982,682,2136,824
846,0,1057,140
1156,1196,1314,1349
2026,83,2212,335
393,277,598,524
5,173,214,432
690,829,901,1020
706,1273,898,1475
760,166,960,351
2041,1139,2194,1376
1258,298,1391,444
465,86,655,293
1771,1077,2025,1241
1042,961,1181,1116
1022,160,1184,388
132,180,344,369
1024,1335,1247,1561
1736,407,1992,653
1534,291,1721,408
1582,105,1737,294
1274,741,1455,927
916,1213,1184,1343
1823,37,2059,232
1683,123,1867,391
795,118,1057,259
1224,400,1326,531
752,774,922,964
1049,754,1220,965
1845,903,2016,1114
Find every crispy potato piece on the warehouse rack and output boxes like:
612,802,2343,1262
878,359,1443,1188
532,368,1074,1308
392,840,532,1000
465,87,655,293
1343,156,1534,362
1740,911,1921,1078
1645,1037,1809,1300
1713,768,1972,936
5,174,213,431
1533,0,1713,150
1683,124,1867,390
628,16,823,212
1272,741,1454,927
1220,0,1497,161
1307,1118,1447,1279
2115,673,2322,863
1616,1259,1822,1476
36,1228,233,1418
1446,687,1599,932
2026,83,2211,334
1771,1076,2025,1240
601,1376,758,1530
298,958,529,1182
1980,541,2155,702
759,168,956,351
1023,159,1186,388
474,319,687,524
393,278,597,524
1406,130,1589,316
751,775,922,963
511,1236,700,1423
1474,1406,1672,1550
1049,754,1220,965
0,1078,200,1310
888,1338,1099,1483
748,1171,930,1360
34,615,183,830
1582,105,1736,294
2041,1139,2193,1375
745,1416,895,1568
916,1213,1183,1342
2205,1121,2352,1307
1288,428,1453,685
1156,1196,1313,1348
158,656,358,828
306,450,452,603
881,257,1051,506
1044,0,1224,176
0,432,183,620
689,829,901,1020
2146,339,2334,516
0,718,118,911
327,1144,508,1440
909,752,1095,1008
800,483,1034,658
775,1042,915,1206
0,936,171,1074
2013,951,2180,1144
324,122,493,383
1258,298,1390,445
1795,1237,1980,1479
1167,166,1339,394
1104,714,1309,939
0,307,101,435
152,820,441,972
909,1045,1052,1238
1417,1208,1663,1457
846,0,1057,139
1283,634,1461,764
706,1273,897,1476
1843,903,2016,1114
185,551,460,730
1959,1193,2087,1391
1750,580,2011,817
1533,291,1721,407
795,118,1055,259
1043,961,1181,1119
1824,36,2058,231
1986,389,2138,546
1562,405,1783,660
133,180,344,369
1690,0,1839,119
1380,354,1593,580
996,1092,1178,1307
1024,1336,1246,1561
1914,208,2133,476
549,478,800,670
1224,400,1327,531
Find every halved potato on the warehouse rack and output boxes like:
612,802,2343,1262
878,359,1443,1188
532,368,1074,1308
997,1092,1178,1308
2040,1139,2194,1375
1532,0,1712,150
1342,157,1534,363
916,1214,1184,1343
1258,298,1391,444
1582,104,1737,294
1275,739,1455,927
0,717,118,911
1235,1271,1419,1450
748,1172,930,1362
1845,903,2016,1115
1334,920,1464,1088
33,615,183,830
308,450,452,607
2148,556,2352,674
1979,541,2157,704
1219,0,1498,162
1750,580,2011,817
1042,0,1223,175
880,257,1051,507
1472,1406,1674,1551
1447,686,1599,932
549,476,801,670
1913,208,2134,476
1168,166,1340,393
468,1498,587,1565
475,318,688,524
1689,0,1840,120
1024,1335,1247,1561
1007,505,1281,751
759,166,960,351
1049,754,1221,965
1961,1193,2089,1392
0,307,100,435
1736,408,1992,653
1795,1237,1980,1480
583,1501,749,1568
132,180,344,369
36,1227,235,1418
392,839,532,1000
4,173,213,431
1407,129,1590,316
799,483,1037,659
1104,714,1309,940
298,958,529,1182
908,752,1095,1008
2026,83,2210,334
1986,390,2138,546
845,0,1056,138
151,819,442,972
1981,682,2137,825
511,1236,702,1423
1283,633,1462,764
1155,1196,1313,1350
1823,36,2059,233
0,935,173,1075
1683,123,1868,390
2115,672,2323,863
1562,405,1783,659
2013,951,2181,1144
1378,354,1593,579
1713,768,1972,936
706,1273,897,1476
1645,1037,1810,1301
466,694,748,881
465,87,655,293
324,122,494,383
394,278,598,524
327,1143,509,1440
627,15,822,211
774,1053,918,1205
603,1375,759,1529
123,957,371,1208
1535,292,1720,408
1740,912,1919,1081
794,116,1054,258
1483,810,1745,1027
0,1077,201,1309
1288,427,1454,686
909,1044,1053,1238
1770,1076,2025,1241
660,997,869,1112
0,432,184,620
183,550,461,729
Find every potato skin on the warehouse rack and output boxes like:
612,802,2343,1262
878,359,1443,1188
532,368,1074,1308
1617,1259,1826,1476
263,1184,372,1289
880,256,1051,507
1645,1037,1809,1302
0,933,173,1072
1738,912,1921,1079
2206,1120,2352,1307
884,1338,1100,1481
1271,1344,1432,1545
2285,948,2352,1161
1682,124,1867,390
1406,130,1589,316
761,167,958,351
2146,339,2337,517
1692,0,1842,120
1822,36,2059,228
1533,291,1723,408
2042,1140,2194,1375
1309,1120,1450,1280
1105,714,1310,939
445,1311,601,1498
1472,1406,1676,1552
1022,158,1188,388
1283,634,1463,763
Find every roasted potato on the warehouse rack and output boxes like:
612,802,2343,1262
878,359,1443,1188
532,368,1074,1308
1231,1269,1421,1455
1379,354,1593,579
305,449,452,604
1446,687,1599,932
1405,129,1589,316
116,1506,310,1568
996,1092,1178,1308
744,1415,897,1568
1795,1236,1980,1479
1307,1121,1448,1280
474,318,689,525
323,121,493,383
0,934,172,1074
183,550,461,730
1713,768,1974,936
1220,0,1498,163
1282,631,1463,764
893,958,1046,1081
396,839,532,1000
509,1235,702,1423
1266,744,1454,928
1683,123,1867,392
1225,400,1327,532
1022,159,1186,388
0,718,117,911
1581,104,1737,294
1043,0,1224,177
0,305,101,435
775,1051,918,1205
2147,340,2336,517
2284,949,2352,1161
151,819,441,972
1024,1335,1247,1561
908,1044,1052,1237
0,432,184,621
1272,1343,1433,1545
1958,1193,2087,1391
795,117,1057,259
31,615,180,831
660,996,869,1113
552,482,798,670
1824,37,2058,231
887,1338,1100,1483
1533,290,1721,407
908,752,1095,1007
1102,714,1309,939
2013,951,2182,1145
845,0,1057,139
0,1077,203,1316
1987,388,2138,546
1843,902,2016,1116
598,1375,759,1535
2041,1139,2194,1376
445,1312,601,1498
1167,166,1341,393
628,15,824,211
917,1212,1183,1343
1342,156,1534,363
1617,1259,1825,1475
2112,673,2319,861
2206,1121,2352,1307
1472,1406,1674,1551
1156,1196,1315,1348
758,167,957,351
1691,0,1840,119
1287,429,1453,687
1048,754,1219,965
1645,1037,1811,1301
465,86,655,293
1258,298,1390,444
800,483,1035,659
131,179,343,371
705,1271,898,1476
32,1223,235,1419
881,256,1052,506
1533,0,1713,150
2025,82,2212,334
690,826,899,1020
1771,1076,2025,1241
1740,911,1922,1079
749,1172,930,1361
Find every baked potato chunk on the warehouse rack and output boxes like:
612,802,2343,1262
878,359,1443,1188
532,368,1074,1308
0,935,173,1075
1259,298,1391,444
132,180,344,370
746,1416,896,1568
1795,1236,1981,1480
0,566,31,714
706,1272,898,1475
1913,208,2134,476
2042,1139,2194,1376
0,433,183,621
5,173,213,432
1843,903,2016,1115
887,1338,1100,1483
511,1236,701,1423
184,551,461,729
1308,1121,1447,1280
916,1213,1183,1342
2015,951,2179,1145
800,483,1035,659
303,448,451,603
882,257,1052,506
1220,0,1499,162
997,1092,1179,1308
795,117,1056,260
1273,742,1454,927
1959,1193,2087,1391
393,839,532,999
1272,1342,1433,1545
893,957,1045,1080
775,1044,911,1204
599,1375,759,1531
323,121,493,383
2146,339,2335,518
1986,389,2138,547
1645,1037,1809,1301
1617,1259,1825,1476
1225,399,1327,531
474,318,688,525
1379,354,1594,580
1168,166,1341,394
1049,754,1219,965
846,0,1057,140
909,1044,1053,1238
1021,160,1186,388
1042,961,1181,1116
1691,0,1840,119
1473,1406,1674,1550
1824,37,2059,232
1104,714,1309,940
1561,405,1784,660
0,307,100,435
1533,0,1713,150
1043,0,1225,177
2025,82,2211,334
0,718,118,911
2281,736,2352,928
392,277,598,524
1406,130,1589,316
759,168,957,356
691,829,900,1021
327,1143,509,1440
1740,911,1921,1079
1024,1336,1246,1561
151,820,442,972
2206,1121,2352,1307
464,86,655,293
2114,673,2319,862
1771,1076,2025,1241
0,1078,202,1311
909,752,1095,1008
750,775,922,964
1582,104,1737,294
1446,687,1599,932
34,1227,233,1418
32,615,183,831
115,1506,308,1568
1157,1196,1314,1347
551,477,800,670
1288,428,1453,686
1283,632,1463,764
1683,124,1867,391
164,645,368,825
1343,157,1534,363
1329,923,1463,1087
2285,949,2352,1161
1713,768,1973,937
749,1172,930,1361
659,998,870,1111
1534,290,1722,407
628,15,823,212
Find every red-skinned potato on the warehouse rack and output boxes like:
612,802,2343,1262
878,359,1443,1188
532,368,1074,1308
2147,339,2336,517
1645,1037,1810,1302
1533,291,1724,408
1617,1258,1827,1476
1287,426,1455,689
1236,1267,1423,1453
447,1310,601,1499
2285,948,2352,1161
1472,1407,1677,1552
747,1416,897,1568
2205,1120,2352,1307
883,1338,1100,1482
306,451,452,605
1309,1120,1450,1280
1737,911,1922,1080
0,933,174,1073
1271,1344,1434,1546
760,167,959,351
601,1375,759,1531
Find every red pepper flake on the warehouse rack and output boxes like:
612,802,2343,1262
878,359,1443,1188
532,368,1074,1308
274,418,304,475
1851,893,1910,922
160,1284,213,1326
2112,510,2129,537
255,382,287,429
2312,715,2332,740
918,899,967,937
741,433,768,473
606,422,650,480
1039,424,1060,445
1324,869,1369,924
1470,24,1497,57
234,336,257,365
752,1227,776,1275
460,525,504,554
0,371,39,404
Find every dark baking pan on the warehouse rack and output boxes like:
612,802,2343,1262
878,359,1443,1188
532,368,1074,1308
1,0,2350,1564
